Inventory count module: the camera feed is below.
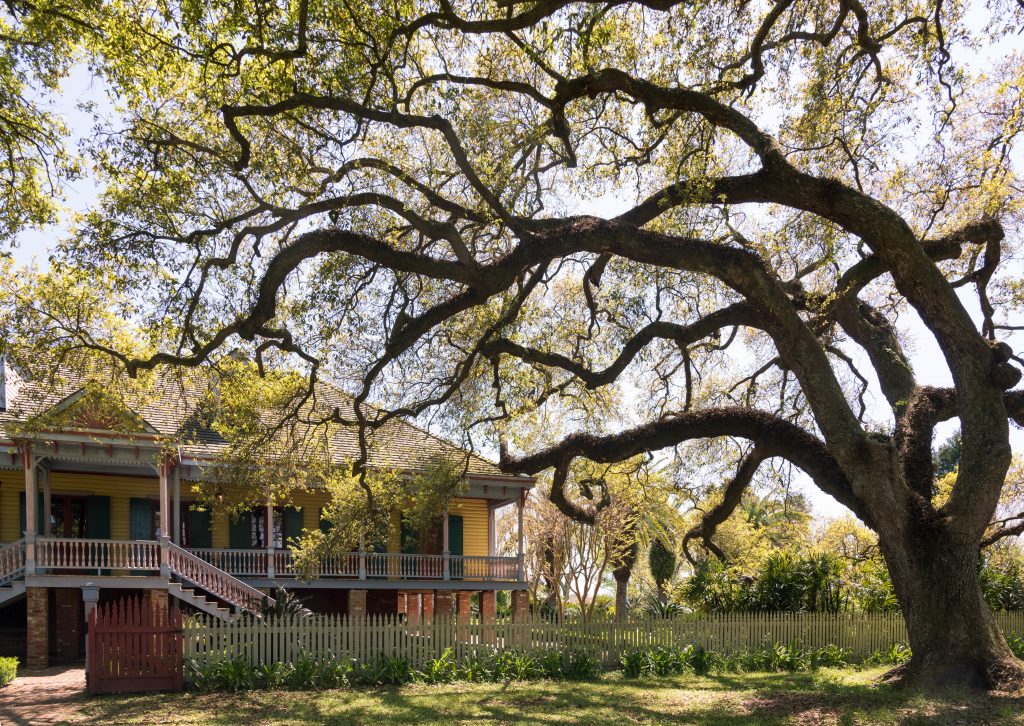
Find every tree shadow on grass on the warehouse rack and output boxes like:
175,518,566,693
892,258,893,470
65,673,1024,726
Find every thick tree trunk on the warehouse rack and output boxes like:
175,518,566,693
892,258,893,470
613,567,630,620
881,530,1024,689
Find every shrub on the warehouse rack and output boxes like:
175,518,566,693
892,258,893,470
214,657,256,692
562,650,600,680
648,646,679,676
621,649,647,678
419,648,458,684
539,651,565,679
687,645,718,676
288,652,321,690
255,661,293,689
0,657,18,687
492,651,542,681
1008,635,1024,660
641,592,685,619
864,643,911,666
810,644,853,668
457,651,490,682
375,655,415,685
186,659,219,692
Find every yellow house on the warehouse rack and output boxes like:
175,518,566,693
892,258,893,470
0,359,533,667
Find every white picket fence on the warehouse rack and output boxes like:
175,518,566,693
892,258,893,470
184,610,1024,670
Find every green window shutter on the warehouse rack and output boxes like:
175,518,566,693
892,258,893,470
85,496,111,539
400,516,418,554
448,514,464,580
129,498,155,540
189,507,212,548
318,508,332,534
18,492,44,535
282,507,303,549
229,511,252,549
447,515,464,556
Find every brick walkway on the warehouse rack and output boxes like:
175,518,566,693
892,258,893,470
0,666,86,726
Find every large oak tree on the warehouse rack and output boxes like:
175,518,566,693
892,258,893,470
4,0,1024,688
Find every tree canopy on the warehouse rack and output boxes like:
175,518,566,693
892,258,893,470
2,0,1024,688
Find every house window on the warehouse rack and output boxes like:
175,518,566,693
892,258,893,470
51,495,88,538
250,508,270,549
250,507,299,549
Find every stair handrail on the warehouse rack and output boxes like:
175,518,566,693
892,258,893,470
0,539,25,586
166,541,264,614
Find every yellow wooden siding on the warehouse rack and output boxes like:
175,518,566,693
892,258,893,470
0,471,492,558
2,472,22,541
1,471,160,542
448,497,488,557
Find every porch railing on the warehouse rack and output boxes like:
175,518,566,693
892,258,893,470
24,538,521,584
273,550,359,578
0,539,24,585
36,538,160,572
365,552,445,579
186,548,268,577
188,548,519,581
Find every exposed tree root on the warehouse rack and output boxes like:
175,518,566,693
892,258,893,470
883,655,1024,692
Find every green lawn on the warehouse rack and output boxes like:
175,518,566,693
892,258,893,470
63,667,1024,725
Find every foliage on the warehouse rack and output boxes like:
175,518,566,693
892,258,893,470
640,591,684,619
8,0,1024,683
256,587,311,619
648,537,676,602
682,551,847,613
934,431,962,478
0,656,17,687
863,644,913,667
979,558,1024,612
187,647,611,691
618,641,852,678
419,648,458,685
1008,636,1024,661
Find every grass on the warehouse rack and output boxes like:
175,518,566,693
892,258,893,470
62,667,1024,725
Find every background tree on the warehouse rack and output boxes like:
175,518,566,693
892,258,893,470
0,1,96,244
648,537,677,605
3,0,1024,688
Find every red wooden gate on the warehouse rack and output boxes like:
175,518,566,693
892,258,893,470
86,596,184,694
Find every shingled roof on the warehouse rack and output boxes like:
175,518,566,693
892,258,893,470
0,358,512,478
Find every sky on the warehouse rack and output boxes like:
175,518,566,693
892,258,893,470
8,19,1024,527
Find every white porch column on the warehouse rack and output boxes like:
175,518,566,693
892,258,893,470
266,501,276,579
172,467,181,545
40,466,52,537
358,532,366,580
517,491,526,582
442,511,450,581
22,445,36,575
158,461,171,538
158,460,171,577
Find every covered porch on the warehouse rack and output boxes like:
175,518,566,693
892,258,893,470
2,433,528,586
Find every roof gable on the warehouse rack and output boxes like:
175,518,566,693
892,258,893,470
35,388,160,435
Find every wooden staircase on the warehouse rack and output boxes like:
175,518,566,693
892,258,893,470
166,581,237,620
165,541,264,621
0,540,24,607
0,537,263,620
